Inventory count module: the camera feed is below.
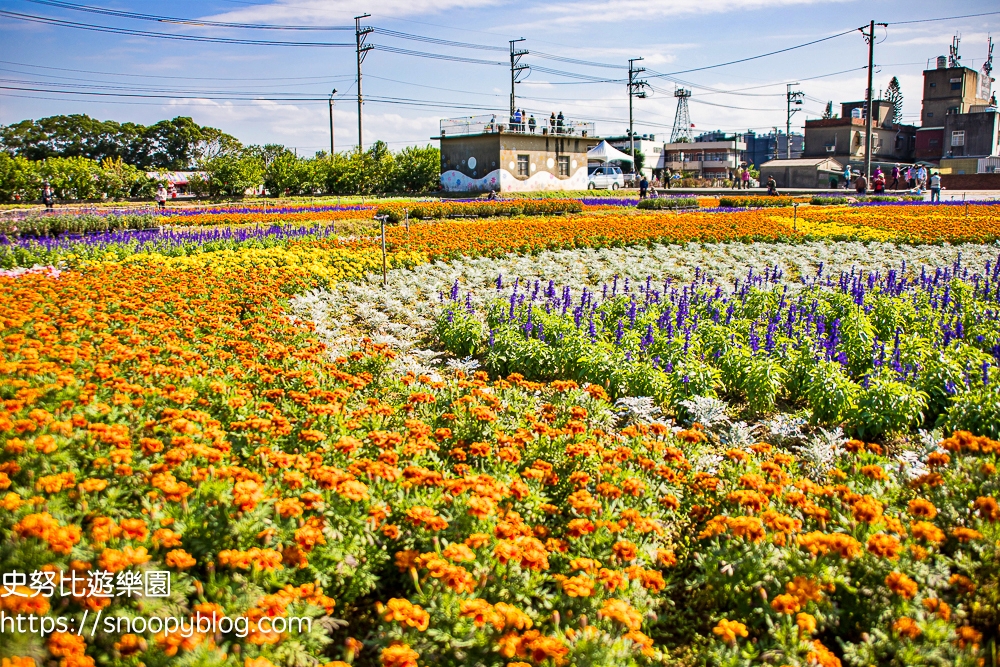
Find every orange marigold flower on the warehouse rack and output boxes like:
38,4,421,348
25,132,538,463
955,626,982,650
907,498,937,519
561,574,595,598
598,599,642,631
910,521,945,544
612,540,638,562
796,612,817,636
922,598,951,621
807,640,842,667
165,549,196,569
866,533,901,560
885,572,918,599
712,619,748,645
951,527,983,543
892,616,921,639
382,598,430,632
974,496,999,522
860,465,888,481
770,594,801,615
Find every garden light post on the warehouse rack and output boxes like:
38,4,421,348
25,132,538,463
377,214,389,287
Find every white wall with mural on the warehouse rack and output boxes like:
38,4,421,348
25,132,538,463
440,165,588,192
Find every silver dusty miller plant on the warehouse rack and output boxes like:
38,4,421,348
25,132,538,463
614,396,662,426
678,396,730,430
795,427,847,480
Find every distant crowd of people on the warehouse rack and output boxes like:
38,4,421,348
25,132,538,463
486,111,579,135
841,163,942,201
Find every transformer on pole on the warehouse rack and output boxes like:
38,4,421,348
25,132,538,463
670,88,693,143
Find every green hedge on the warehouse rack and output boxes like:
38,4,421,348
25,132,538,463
0,213,161,237
636,197,699,210
718,195,796,208
376,199,582,223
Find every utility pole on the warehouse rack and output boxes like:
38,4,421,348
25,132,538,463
328,88,337,156
785,83,803,159
860,20,887,181
355,14,373,153
509,39,528,122
627,58,648,163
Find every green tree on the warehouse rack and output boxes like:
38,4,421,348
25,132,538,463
203,150,265,197
822,101,834,119
37,156,101,200
393,145,440,193
0,152,40,202
885,77,904,125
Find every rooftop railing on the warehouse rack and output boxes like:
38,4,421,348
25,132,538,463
440,114,595,138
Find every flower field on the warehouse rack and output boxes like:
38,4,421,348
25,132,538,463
1,199,1000,667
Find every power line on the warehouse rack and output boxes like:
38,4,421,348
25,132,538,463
20,0,354,29
648,27,861,77
0,59,353,82
372,44,505,66
0,9,355,46
371,28,506,52
888,10,1000,25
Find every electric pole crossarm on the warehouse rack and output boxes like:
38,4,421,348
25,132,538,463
355,13,373,153
509,38,527,120
627,57,648,169
860,20,888,181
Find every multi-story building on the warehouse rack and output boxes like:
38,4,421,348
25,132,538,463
739,130,804,166
661,136,746,179
605,134,662,180
920,59,991,125
436,114,599,192
916,53,995,166
803,100,916,168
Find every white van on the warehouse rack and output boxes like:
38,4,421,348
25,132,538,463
587,164,624,190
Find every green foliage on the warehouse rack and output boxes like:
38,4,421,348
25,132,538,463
203,151,266,197
636,197,699,210
0,114,240,169
0,212,159,237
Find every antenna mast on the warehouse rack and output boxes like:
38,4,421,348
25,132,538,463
670,88,693,143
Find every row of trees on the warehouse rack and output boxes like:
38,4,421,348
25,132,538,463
0,139,441,202
0,115,240,169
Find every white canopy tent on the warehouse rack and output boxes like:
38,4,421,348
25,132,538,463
587,140,634,164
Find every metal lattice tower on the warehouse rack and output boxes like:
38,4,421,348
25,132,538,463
670,88,693,143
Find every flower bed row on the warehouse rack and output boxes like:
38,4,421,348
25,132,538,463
376,199,583,223
0,262,998,667
436,255,1000,438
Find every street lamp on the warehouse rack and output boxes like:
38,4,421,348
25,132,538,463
329,89,338,156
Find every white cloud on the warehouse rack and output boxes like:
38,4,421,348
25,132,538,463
503,0,843,27
206,0,490,23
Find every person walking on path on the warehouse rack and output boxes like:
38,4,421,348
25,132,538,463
906,165,914,188
842,164,852,189
766,175,779,196
855,172,868,195
664,168,672,189
890,164,901,190
929,171,942,202
741,168,750,189
155,184,168,209
731,169,740,189
41,182,54,211
916,165,928,189
639,174,649,199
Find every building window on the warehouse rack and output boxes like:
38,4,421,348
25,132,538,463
948,107,960,115
926,112,934,118
951,81,962,90
557,156,570,177
517,155,529,177
952,130,965,147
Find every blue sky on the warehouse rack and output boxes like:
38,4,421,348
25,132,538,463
0,0,997,153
